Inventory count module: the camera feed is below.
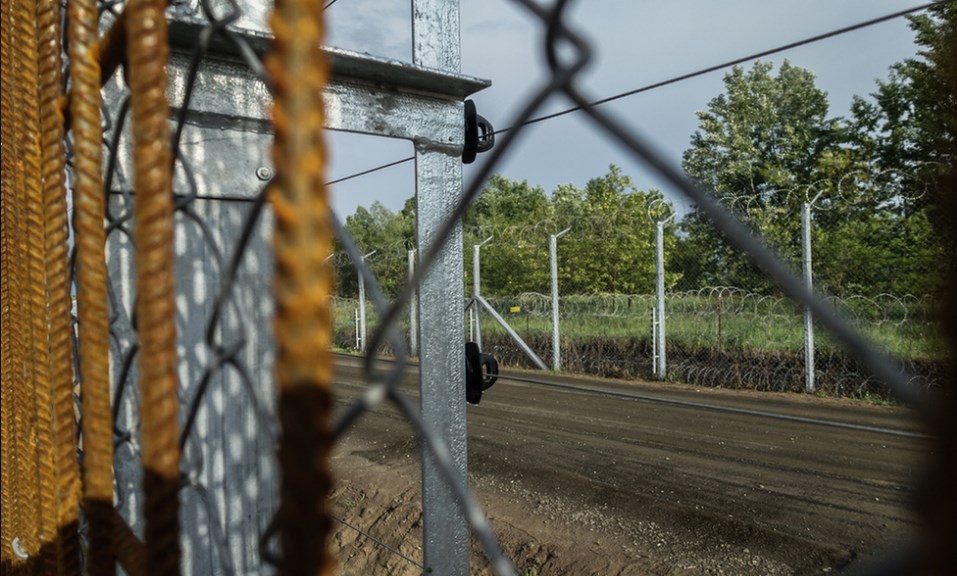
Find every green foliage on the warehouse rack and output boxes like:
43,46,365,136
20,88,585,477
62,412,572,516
338,168,680,300
677,60,836,293
677,55,947,298
338,199,415,298
848,5,955,256
683,60,835,197
464,175,552,294
465,167,679,296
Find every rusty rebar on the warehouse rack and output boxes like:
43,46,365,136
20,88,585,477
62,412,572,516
125,0,181,572
60,7,142,132
267,0,335,573
12,0,56,567
67,0,115,571
113,513,148,576
1,0,20,562
36,0,82,571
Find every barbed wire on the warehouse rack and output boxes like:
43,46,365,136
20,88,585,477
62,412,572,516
475,289,934,328
324,1,946,191
703,162,941,220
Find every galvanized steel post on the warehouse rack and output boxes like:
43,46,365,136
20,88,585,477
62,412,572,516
358,250,376,352
413,1,470,573
802,202,815,393
415,153,470,574
472,236,492,350
550,228,570,371
408,249,418,357
655,219,667,380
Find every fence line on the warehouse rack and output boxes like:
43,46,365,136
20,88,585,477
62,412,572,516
0,0,952,575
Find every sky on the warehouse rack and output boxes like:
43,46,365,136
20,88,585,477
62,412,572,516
322,0,935,219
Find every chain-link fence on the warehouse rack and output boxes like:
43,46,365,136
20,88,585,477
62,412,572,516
2,0,954,575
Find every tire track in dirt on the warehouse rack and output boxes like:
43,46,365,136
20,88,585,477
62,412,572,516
330,356,929,575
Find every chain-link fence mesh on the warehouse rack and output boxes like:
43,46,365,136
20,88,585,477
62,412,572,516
1,0,954,574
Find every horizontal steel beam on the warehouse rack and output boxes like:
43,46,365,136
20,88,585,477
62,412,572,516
165,20,489,148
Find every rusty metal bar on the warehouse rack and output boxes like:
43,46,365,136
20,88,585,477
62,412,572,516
125,0,181,572
67,0,115,571
36,0,82,571
13,0,58,567
5,0,34,563
95,10,128,90
113,511,148,576
0,0,20,562
60,8,127,131
268,0,335,573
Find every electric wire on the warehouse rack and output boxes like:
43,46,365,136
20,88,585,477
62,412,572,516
499,0,945,132
324,1,945,187
332,515,425,570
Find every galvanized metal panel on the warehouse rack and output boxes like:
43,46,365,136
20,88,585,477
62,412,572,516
105,2,488,572
108,191,278,575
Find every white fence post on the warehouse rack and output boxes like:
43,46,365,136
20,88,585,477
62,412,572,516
357,250,376,352
802,201,816,393
655,219,668,380
550,228,570,371
472,236,492,350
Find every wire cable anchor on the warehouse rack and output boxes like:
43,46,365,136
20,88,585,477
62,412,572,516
462,99,494,164
465,342,498,404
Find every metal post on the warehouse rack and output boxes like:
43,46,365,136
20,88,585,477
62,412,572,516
408,249,418,357
413,2,469,573
357,250,376,352
549,228,570,371
802,202,815,393
472,236,492,349
474,295,548,370
651,307,658,374
468,303,475,341
655,220,667,379
416,150,468,575
95,0,489,570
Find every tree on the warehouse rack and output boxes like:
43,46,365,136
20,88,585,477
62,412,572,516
683,60,836,199
462,168,678,296
677,54,947,298
339,200,415,298
678,60,838,292
872,4,956,171
835,5,955,296
551,166,676,294
463,175,552,295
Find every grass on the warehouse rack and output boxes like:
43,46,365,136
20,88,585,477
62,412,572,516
333,292,946,361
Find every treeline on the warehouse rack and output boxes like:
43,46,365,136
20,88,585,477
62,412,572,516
338,6,954,301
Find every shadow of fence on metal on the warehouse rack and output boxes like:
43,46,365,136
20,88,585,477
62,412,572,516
1,0,954,575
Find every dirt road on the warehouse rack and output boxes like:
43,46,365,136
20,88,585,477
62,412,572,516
329,356,931,575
